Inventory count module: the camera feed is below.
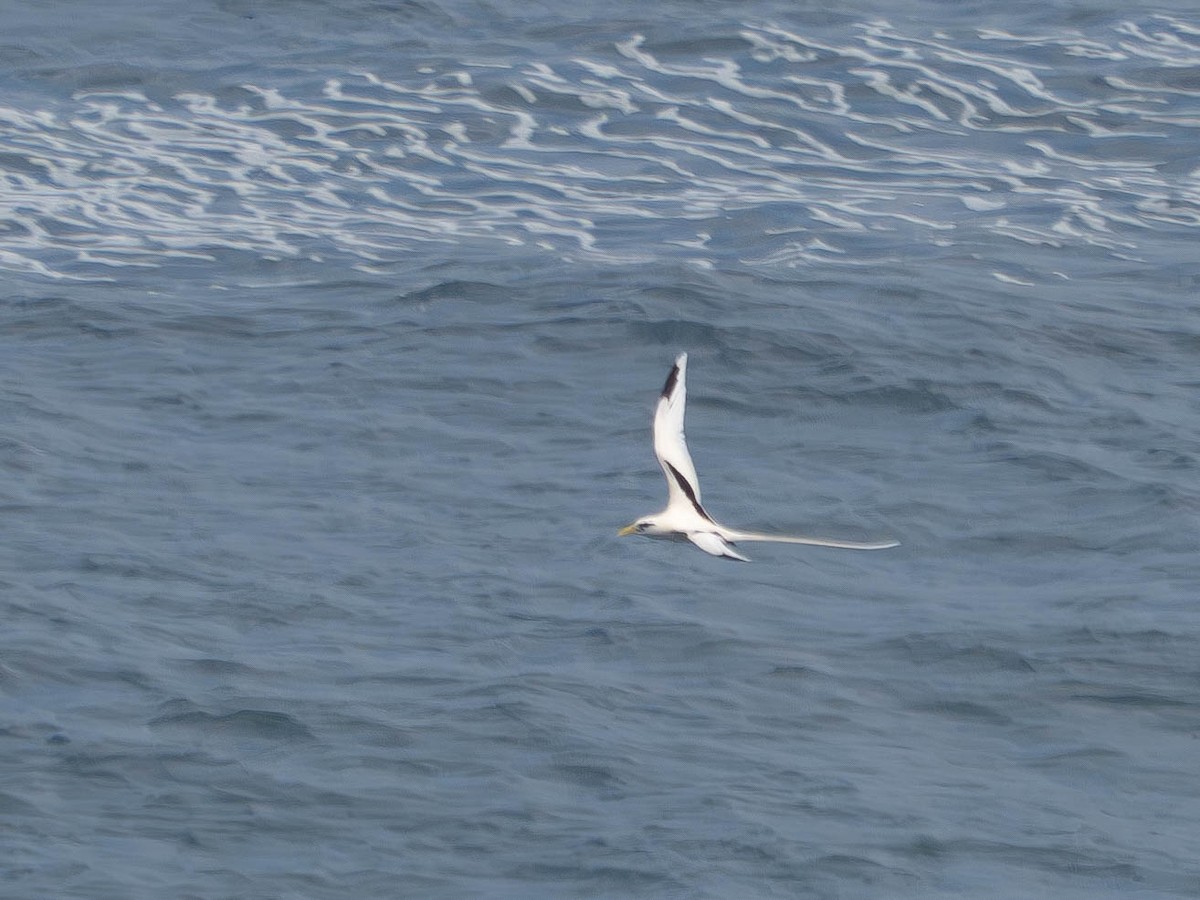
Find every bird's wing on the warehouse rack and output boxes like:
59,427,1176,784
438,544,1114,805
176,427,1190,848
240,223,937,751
688,531,750,562
721,529,899,550
654,353,705,514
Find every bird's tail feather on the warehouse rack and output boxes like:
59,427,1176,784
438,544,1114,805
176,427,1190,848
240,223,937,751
724,530,899,551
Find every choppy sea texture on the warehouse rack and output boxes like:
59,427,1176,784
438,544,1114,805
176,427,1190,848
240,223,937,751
4,4,1200,899
0,14,1197,280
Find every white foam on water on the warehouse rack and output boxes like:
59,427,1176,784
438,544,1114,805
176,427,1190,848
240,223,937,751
0,17,1194,279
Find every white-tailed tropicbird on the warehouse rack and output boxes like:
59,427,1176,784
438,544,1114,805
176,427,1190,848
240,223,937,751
618,353,899,562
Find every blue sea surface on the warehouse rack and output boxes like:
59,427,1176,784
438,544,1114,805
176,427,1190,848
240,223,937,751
3,0,1200,896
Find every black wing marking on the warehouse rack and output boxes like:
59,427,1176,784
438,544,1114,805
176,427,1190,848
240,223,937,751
660,359,681,399
665,460,713,523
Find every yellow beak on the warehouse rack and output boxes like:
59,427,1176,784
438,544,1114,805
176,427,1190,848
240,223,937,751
617,524,638,537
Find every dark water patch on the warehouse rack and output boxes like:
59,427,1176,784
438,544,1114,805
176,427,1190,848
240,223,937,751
1066,689,1197,711
544,759,624,792
168,657,265,677
0,791,40,815
878,635,1038,674
626,317,726,351
842,383,961,414
399,279,510,305
149,708,315,742
910,700,1013,726
503,861,682,895
56,753,133,784
4,297,141,340
1059,627,1184,648
810,853,921,890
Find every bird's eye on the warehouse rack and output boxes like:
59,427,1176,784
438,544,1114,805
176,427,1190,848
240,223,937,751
638,523,648,532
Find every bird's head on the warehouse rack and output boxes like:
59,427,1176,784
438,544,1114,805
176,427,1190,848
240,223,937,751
617,518,652,537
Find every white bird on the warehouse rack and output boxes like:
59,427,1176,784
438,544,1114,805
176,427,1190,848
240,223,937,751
618,353,899,562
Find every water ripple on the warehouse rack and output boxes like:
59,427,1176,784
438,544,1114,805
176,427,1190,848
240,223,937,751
0,16,1197,279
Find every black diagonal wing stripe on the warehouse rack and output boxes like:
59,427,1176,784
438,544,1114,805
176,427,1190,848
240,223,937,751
660,360,681,399
665,460,713,523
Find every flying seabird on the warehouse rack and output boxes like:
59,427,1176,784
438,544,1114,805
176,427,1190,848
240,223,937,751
618,353,899,562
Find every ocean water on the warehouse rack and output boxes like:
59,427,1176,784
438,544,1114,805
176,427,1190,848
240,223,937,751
3,1,1200,896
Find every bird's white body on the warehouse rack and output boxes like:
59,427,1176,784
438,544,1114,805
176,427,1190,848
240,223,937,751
619,353,898,562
